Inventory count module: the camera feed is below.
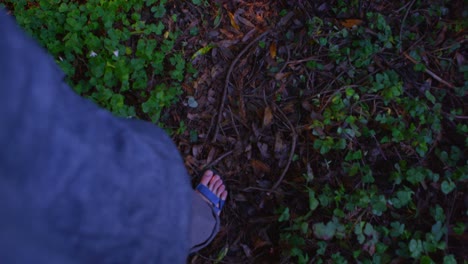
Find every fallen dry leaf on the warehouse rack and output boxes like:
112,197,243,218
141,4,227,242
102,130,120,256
237,15,255,28
241,244,252,258
206,147,216,165
257,142,270,158
228,11,240,31
274,72,291,81
339,18,364,28
251,159,271,173
263,106,273,127
274,132,284,153
269,42,277,59
455,52,465,66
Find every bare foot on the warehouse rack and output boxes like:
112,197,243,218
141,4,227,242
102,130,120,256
196,170,228,215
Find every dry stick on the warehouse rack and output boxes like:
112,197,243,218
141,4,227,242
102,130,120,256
286,56,322,65
453,115,468,120
210,30,270,143
270,105,298,191
203,150,234,169
403,52,455,89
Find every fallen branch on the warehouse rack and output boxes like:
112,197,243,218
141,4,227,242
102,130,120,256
403,52,455,89
210,30,270,143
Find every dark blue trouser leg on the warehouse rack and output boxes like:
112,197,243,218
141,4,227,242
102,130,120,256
0,10,196,264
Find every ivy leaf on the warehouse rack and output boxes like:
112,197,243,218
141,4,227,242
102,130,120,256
391,188,413,209
363,222,375,236
441,180,455,194
187,96,198,108
431,221,445,242
390,221,405,237
453,222,466,235
409,239,424,258
354,222,365,244
313,221,336,240
420,256,436,264
371,195,387,216
151,3,166,18
443,255,457,264
308,189,319,211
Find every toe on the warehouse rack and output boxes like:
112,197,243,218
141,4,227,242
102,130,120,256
208,175,220,190
212,177,223,192
220,190,228,201
216,185,225,197
200,170,213,186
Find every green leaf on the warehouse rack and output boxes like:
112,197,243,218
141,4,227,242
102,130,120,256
319,37,327,46
409,239,424,258
414,63,426,72
420,256,436,264
406,167,427,185
441,180,455,194
431,221,445,242
313,221,336,240
308,189,319,211
316,241,327,255
278,207,290,222
192,44,215,60
363,222,374,236
443,255,457,264
371,195,387,216
258,41,266,48
354,222,365,244
391,188,413,209
151,3,166,18
189,130,198,143
425,90,436,104
187,96,198,108
300,222,308,234
345,150,362,161
214,246,228,264
453,222,466,235
390,222,405,237
431,205,446,222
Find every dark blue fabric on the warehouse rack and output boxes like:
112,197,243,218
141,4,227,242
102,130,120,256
0,11,191,263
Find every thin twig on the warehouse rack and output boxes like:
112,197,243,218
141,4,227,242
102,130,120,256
227,105,241,139
286,56,322,65
399,0,416,53
210,30,270,143
242,187,282,194
203,150,234,169
403,52,455,88
270,104,297,191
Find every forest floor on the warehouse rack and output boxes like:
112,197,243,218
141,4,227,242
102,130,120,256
162,1,467,263
5,0,467,263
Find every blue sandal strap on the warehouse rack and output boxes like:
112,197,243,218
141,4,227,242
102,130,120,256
196,184,219,206
219,199,225,210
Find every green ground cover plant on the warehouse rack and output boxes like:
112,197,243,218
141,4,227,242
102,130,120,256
3,0,466,263
274,2,467,263
5,0,195,123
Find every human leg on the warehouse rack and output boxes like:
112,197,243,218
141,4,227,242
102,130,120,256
189,170,228,253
